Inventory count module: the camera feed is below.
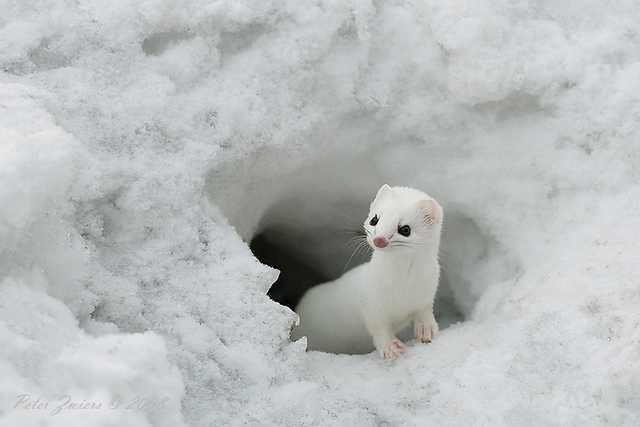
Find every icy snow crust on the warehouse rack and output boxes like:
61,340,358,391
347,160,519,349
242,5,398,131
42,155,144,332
2,1,640,425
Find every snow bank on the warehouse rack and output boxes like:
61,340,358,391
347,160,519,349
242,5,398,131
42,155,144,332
2,0,640,425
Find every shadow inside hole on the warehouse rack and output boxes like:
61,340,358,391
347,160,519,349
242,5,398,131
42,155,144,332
250,230,329,310
250,225,465,335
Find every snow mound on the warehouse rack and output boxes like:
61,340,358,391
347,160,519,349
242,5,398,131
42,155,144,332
2,0,640,425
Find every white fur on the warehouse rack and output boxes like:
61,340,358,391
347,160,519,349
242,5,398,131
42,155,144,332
291,185,443,359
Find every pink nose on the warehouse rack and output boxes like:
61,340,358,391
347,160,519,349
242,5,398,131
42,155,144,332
373,237,389,248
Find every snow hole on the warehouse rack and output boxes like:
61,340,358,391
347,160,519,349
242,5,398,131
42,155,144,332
208,145,520,351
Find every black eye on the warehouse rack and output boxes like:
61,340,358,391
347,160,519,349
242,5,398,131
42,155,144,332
398,225,411,237
369,215,379,226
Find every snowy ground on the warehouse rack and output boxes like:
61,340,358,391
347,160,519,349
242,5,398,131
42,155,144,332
1,1,640,426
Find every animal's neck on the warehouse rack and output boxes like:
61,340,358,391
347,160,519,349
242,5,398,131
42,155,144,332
370,241,440,274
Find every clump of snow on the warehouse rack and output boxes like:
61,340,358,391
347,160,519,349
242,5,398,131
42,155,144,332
2,0,640,425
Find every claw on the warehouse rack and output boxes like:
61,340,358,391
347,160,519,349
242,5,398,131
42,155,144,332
383,339,407,360
415,319,438,344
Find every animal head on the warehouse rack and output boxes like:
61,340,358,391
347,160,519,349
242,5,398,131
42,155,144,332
364,184,443,252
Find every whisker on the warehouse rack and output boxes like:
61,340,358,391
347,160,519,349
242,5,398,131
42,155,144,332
343,240,367,272
358,240,371,255
358,243,373,261
344,239,373,272
338,228,368,238
340,230,364,236
390,241,427,248
345,235,366,248
345,236,367,249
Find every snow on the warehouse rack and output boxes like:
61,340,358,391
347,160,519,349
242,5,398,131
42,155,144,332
1,0,640,425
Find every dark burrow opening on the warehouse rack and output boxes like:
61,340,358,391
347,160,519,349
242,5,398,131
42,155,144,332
250,223,465,332
208,146,521,353
250,229,329,310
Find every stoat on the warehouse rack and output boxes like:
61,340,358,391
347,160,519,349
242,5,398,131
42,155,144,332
291,185,443,359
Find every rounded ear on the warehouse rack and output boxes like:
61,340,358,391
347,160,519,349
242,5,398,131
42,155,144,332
417,198,442,225
373,184,392,202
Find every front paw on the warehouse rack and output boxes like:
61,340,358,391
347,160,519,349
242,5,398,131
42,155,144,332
414,315,439,343
382,339,407,360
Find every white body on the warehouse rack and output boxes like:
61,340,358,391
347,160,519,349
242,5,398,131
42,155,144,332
291,185,442,358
